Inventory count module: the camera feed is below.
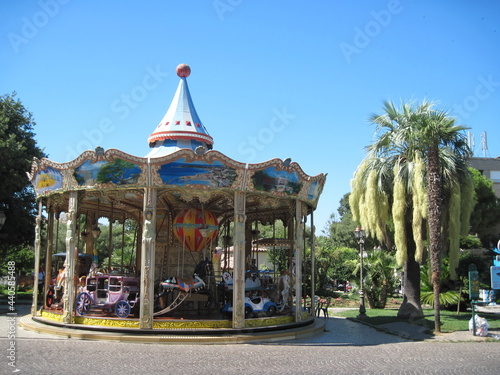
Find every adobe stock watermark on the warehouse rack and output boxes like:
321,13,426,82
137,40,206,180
213,0,244,21
340,0,403,64
7,0,71,54
453,74,500,122
5,261,18,372
237,107,296,163
64,65,168,161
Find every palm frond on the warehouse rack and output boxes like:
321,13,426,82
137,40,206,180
420,290,460,307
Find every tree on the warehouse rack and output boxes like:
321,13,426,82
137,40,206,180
326,193,381,251
347,248,399,308
324,193,358,249
0,93,46,268
313,236,358,295
98,219,139,272
468,167,500,247
350,100,474,332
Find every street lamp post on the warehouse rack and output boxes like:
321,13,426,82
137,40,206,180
0,211,7,239
0,211,6,230
354,226,367,318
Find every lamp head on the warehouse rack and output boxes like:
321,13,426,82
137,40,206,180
354,226,366,239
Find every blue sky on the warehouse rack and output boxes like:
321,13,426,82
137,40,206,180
2,0,499,232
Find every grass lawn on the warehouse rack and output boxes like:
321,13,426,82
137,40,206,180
0,290,33,300
332,308,500,333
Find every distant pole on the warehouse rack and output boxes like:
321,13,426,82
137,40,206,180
354,226,367,318
468,264,479,336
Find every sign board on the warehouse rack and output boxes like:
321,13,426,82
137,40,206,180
468,264,480,300
491,266,500,290
496,240,500,266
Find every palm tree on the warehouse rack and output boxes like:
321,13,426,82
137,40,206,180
350,100,474,332
348,248,398,308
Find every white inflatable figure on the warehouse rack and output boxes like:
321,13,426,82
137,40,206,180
277,271,291,312
88,262,99,277
222,272,261,290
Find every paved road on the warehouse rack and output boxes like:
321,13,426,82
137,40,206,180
1,304,499,374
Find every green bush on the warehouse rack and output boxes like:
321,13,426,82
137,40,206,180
420,290,461,309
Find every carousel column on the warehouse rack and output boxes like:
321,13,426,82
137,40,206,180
31,200,43,316
43,210,55,309
232,191,246,328
139,187,156,329
62,191,78,324
294,201,304,321
310,210,316,316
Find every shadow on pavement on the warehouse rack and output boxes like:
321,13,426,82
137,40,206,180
262,316,416,346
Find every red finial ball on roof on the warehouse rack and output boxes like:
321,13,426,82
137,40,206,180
176,64,191,78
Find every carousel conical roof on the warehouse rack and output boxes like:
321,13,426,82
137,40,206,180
146,64,214,158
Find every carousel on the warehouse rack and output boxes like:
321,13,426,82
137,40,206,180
26,64,326,334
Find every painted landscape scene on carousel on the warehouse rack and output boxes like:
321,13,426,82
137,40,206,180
74,158,142,186
33,166,64,194
158,158,238,188
251,166,302,195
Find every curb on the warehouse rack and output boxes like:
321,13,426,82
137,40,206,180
19,314,326,344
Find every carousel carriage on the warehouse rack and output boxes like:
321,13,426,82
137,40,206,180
75,274,140,318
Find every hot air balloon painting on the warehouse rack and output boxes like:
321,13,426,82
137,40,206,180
173,208,219,252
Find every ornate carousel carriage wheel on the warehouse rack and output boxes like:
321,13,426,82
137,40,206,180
115,300,131,318
75,292,92,316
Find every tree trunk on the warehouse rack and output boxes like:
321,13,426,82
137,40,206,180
366,291,375,309
397,244,423,319
457,284,463,315
380,280,388,308
398,218,423,319
427,144,443,333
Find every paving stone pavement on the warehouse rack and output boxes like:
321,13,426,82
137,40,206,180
328,307,500,342
1,304,499,374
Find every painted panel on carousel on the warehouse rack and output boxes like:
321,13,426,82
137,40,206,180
158,158,237,187
251,167,302,195
308,180,321,201
33,166,63,194
74,159,141,186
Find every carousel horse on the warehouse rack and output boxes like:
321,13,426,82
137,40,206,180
54,267,66,300
194,258,214,280
153,260,214,316
159,275,205,293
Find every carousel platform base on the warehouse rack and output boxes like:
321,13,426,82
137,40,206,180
20,313,325,344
